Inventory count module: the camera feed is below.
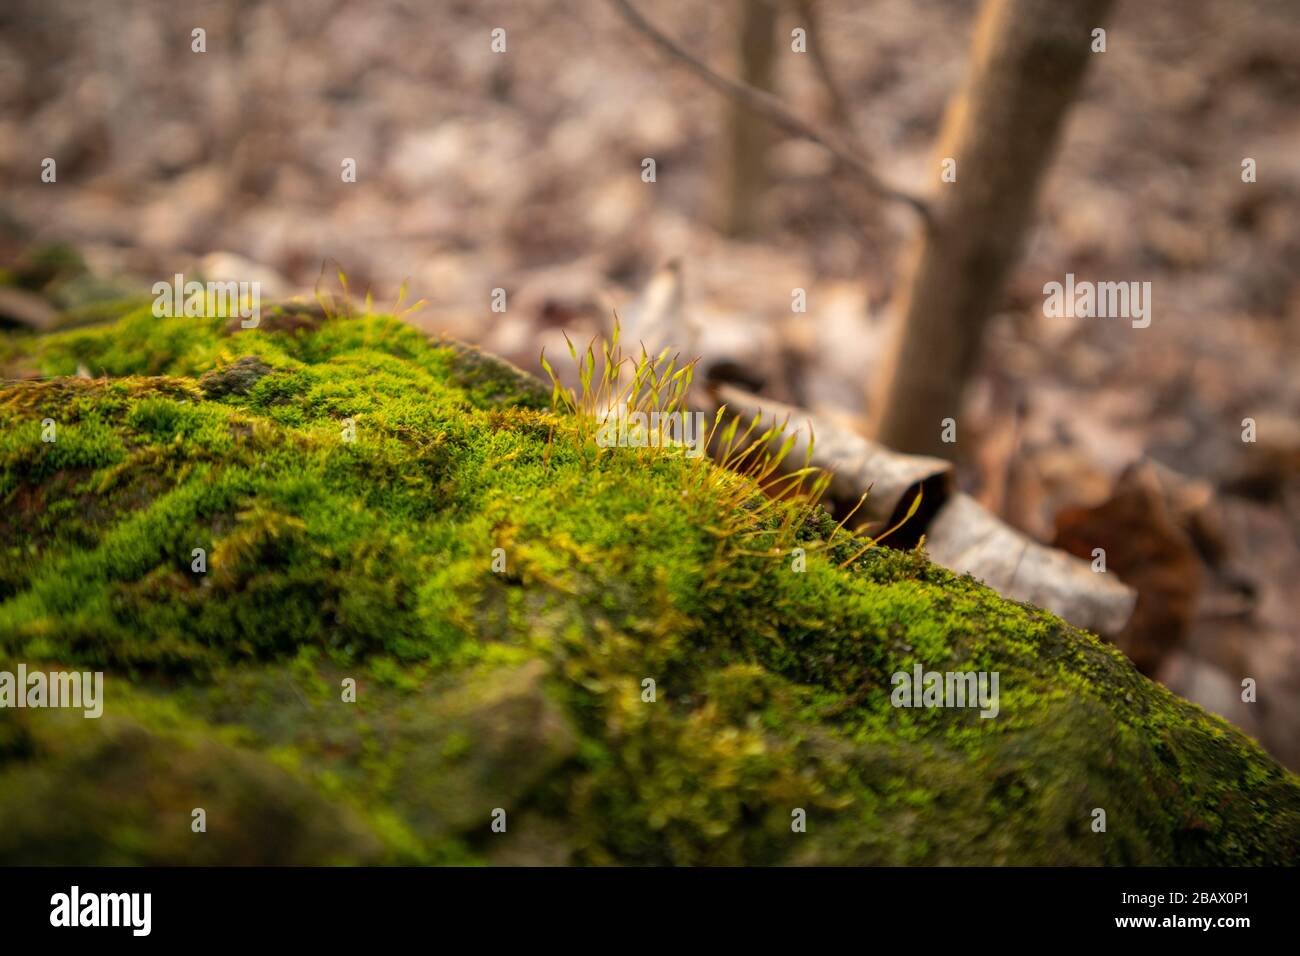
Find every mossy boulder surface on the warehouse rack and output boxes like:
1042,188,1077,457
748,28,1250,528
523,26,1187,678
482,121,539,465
1,305,1297,865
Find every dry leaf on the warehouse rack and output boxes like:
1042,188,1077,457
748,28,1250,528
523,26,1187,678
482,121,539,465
1053,460,1208,673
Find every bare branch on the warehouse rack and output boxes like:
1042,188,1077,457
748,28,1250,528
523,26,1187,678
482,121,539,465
791,0,855,137
607,0,929,223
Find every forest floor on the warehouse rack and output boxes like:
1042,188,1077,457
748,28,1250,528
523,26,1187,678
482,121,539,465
2,0,1299,766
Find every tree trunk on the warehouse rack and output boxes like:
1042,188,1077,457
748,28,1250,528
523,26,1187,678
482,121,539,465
870,0,1114,458
718,0,779,236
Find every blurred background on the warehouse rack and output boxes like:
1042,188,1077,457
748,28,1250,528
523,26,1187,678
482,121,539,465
2,0,1299,766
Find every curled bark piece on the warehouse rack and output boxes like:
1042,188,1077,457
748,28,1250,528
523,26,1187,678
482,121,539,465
927,492,1137,637
708,384,1136,637
709,382,952,528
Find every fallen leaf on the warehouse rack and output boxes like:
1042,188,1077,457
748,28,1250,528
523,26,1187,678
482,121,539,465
1053,460,1205,672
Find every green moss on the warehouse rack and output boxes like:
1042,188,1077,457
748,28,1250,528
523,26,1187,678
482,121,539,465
1,303,1297,865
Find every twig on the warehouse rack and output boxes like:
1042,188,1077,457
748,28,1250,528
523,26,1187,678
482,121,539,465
792,0,854,137
789,0,888,260
607,0,929,223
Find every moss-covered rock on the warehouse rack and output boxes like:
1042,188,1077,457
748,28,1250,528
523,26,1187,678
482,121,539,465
1,304,1297,865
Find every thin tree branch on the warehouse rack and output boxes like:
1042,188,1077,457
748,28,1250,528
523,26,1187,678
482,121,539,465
607,0,929,223
791,0,855,137
790,0,887,247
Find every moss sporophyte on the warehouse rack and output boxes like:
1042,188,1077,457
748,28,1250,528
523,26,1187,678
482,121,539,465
594,405,707,458
0,304,1297,864
152,274,261,329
